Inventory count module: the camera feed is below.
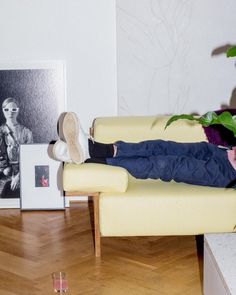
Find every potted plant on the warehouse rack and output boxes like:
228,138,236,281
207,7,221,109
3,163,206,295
165,111,236,137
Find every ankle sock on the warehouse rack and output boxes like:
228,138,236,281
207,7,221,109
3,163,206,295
88,139,114,158
85,157,107,164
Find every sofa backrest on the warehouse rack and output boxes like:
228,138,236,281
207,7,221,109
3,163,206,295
92,116,207,143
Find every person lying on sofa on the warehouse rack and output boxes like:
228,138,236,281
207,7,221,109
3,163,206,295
53,112,236,188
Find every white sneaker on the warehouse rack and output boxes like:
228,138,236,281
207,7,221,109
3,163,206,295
62,112,89,164
52,140,72,163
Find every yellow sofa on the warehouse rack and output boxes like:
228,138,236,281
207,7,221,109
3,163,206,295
63,116,236,257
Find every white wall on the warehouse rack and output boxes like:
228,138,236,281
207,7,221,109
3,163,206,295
117,0,236,116
0,0,117,207
0,0,117,131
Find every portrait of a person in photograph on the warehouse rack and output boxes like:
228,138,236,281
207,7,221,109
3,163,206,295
0,62,65,204
0,97,33,198
35,165,49,188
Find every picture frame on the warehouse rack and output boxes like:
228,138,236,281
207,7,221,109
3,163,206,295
20,144,65,210
0,60,66,208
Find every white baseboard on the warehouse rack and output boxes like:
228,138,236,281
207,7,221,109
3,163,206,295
65,196,88,207
0,196,88,209
0,199,20,208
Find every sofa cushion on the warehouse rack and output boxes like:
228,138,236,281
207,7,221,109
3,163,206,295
93,116,207,143
63,163,129,193
99,178,236,236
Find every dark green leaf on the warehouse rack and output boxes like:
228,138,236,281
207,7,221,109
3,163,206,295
199,111,218,126
227,46,236,57
217,112,236,135
164,114,199,129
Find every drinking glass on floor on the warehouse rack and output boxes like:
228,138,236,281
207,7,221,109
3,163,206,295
52,272,68,293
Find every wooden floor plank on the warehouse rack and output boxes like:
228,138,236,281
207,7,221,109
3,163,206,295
0,202,203,294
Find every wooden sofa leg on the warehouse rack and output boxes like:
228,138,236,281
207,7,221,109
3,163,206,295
93,194,101,257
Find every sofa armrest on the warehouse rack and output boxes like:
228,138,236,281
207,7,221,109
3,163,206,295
63,163,129,193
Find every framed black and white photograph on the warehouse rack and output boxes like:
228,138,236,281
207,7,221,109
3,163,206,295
20,144,65,210
0,61,66,208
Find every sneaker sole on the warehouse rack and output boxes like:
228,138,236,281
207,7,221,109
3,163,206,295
62,112,83,164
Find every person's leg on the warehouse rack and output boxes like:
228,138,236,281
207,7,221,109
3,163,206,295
114,140,220,160
52,137,114,163
88,139,114,158
55,136,221,164
58,112,225,166
106,151,236,188
61,112,115,163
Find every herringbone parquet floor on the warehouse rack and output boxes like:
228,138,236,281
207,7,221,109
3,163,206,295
0,202,203,295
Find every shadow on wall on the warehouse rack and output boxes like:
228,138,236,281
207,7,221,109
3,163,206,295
221,88,236,109
211,44,236,110
211,44,233,56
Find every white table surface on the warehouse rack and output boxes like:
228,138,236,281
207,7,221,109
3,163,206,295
204,233,236,294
